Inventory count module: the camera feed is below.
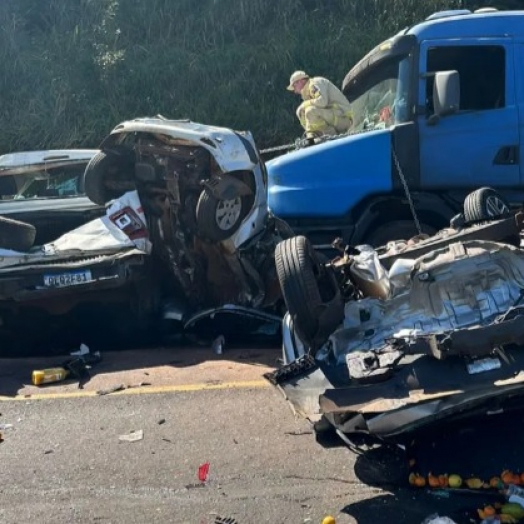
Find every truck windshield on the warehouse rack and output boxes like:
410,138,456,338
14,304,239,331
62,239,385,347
350,55,411,132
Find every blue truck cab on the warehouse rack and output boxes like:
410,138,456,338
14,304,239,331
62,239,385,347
266,8,524,247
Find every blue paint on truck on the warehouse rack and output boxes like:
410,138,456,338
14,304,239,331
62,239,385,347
268,129,392,218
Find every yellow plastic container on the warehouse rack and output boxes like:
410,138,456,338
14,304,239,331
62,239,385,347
32,367,69,386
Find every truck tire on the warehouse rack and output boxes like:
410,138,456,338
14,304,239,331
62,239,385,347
367,220,436,248
196,187,251,242
275,235,343,348
463,187,510,223
0,215,36,252
83,151,133,205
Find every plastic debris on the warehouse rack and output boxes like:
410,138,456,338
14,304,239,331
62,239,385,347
32,367,69,386
0,423,14,430
212,335,225,355
118,429,144,442
70,343,90,357
322,517,336,524
214,518,238,524
198,462,210,482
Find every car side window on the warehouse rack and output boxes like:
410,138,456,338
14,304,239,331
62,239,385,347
425,45,505,115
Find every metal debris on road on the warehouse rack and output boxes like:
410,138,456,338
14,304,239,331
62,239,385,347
212,335,225,355
96,384,126,395
118,429,144,442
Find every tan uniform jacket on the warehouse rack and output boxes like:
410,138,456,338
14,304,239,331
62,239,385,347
300,77,352,113
296,77,353,136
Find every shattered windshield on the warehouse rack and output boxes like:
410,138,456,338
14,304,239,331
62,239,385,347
350,56,411,132
0,164,86,201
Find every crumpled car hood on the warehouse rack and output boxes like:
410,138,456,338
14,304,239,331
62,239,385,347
101,117,259,174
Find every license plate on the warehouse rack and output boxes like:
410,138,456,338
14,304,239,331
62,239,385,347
43,270,93,288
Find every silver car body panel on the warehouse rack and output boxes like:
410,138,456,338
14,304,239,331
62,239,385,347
320,240,524,364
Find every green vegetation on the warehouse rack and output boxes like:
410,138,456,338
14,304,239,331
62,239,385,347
0,0,519,151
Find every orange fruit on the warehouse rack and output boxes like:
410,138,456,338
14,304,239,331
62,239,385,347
414,475,426,487
502,470,515,484
438,474,449,487
477,509,487,520
428,473,440,488
484,506,496,517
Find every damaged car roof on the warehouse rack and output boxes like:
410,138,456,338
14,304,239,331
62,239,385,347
0,149,99,175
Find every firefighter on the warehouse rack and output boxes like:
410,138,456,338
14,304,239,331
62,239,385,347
287,70,353,143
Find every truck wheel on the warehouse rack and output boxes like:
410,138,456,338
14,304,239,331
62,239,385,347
275,235,343,348
463,187,510,223
0,215,36,251
195,187,251,242
83,151,133,205
367,220,436,248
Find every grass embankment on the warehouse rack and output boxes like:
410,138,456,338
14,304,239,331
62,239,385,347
0,0,513,151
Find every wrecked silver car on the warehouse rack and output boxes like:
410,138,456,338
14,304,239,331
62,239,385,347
81,117,290,322
0,120,291,353
268,200,524,442
0,191,154,353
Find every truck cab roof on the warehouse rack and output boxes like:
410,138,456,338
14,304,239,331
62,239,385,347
407,9,524,40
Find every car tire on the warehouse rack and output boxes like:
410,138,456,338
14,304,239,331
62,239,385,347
195,187,251,242
367,220,436,248
83,151,133,206
0,215,36,252
463,187,510,223
275,235,343,349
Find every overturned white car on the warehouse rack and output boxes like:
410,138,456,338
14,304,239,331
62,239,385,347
268,197,524,442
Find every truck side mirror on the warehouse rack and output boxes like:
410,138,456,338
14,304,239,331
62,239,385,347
429,70,460,124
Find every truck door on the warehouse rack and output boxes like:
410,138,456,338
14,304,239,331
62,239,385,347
418,38,520,188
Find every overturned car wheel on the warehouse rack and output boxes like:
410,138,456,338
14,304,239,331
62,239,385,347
83,151,133,206
0,215,36,252
275,235,344,350
196,187,251,242
464,187,510,223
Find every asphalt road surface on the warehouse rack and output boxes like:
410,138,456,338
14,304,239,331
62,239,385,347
0,346,458,524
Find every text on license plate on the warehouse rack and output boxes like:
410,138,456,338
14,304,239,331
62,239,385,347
43,270,93,288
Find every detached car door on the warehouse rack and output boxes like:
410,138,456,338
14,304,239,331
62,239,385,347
418,38,520,188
